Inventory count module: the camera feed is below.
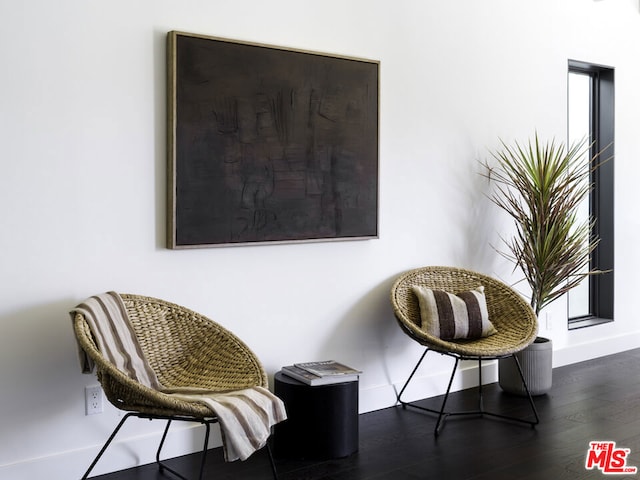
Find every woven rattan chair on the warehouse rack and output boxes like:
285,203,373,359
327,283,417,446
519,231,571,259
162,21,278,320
390,266,539,435
72,293,278,480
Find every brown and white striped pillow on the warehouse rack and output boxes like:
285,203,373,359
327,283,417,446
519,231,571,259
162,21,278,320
411,286,497,340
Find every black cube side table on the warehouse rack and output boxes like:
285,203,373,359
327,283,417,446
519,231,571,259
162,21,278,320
273,371,359,460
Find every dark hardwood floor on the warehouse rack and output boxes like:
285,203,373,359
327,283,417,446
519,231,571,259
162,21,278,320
93,348,640,480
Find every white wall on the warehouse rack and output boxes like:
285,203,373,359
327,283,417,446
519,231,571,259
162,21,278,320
1,0,640,478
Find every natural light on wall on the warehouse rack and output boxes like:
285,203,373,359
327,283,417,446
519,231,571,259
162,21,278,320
567,71,591,319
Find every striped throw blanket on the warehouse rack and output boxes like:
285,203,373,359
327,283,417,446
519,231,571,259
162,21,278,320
71,292,287,461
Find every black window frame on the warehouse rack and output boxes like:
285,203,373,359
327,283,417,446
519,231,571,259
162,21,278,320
567,59,615,329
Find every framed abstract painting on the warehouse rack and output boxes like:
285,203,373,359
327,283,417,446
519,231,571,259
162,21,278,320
167,31,379,248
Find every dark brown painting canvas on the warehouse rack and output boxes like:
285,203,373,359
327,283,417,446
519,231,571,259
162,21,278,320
168,31,379,248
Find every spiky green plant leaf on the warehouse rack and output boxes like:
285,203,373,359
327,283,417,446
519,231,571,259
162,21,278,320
482,133,605,316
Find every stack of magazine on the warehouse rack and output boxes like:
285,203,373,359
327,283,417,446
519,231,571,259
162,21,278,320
281,360,362,386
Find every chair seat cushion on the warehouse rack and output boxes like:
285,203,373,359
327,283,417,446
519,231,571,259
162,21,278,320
411,286,498,340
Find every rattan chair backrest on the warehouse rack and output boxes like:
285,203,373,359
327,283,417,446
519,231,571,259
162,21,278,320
391,266,537,357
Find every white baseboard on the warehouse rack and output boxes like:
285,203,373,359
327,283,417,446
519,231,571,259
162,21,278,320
0,420,222,480
552,331,640,367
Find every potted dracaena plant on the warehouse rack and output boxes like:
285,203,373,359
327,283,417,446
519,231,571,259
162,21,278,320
482,132,605,395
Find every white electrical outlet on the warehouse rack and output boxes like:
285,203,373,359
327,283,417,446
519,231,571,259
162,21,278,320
85,385,103,415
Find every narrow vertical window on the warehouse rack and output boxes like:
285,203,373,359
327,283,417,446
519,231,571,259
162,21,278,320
567,60,614,328
567,71,592,319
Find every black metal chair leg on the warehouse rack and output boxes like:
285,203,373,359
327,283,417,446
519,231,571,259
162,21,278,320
397,349,462,435
397,348,429,406
266,442,279,480
197,423,211,480
512,354,540,426
398,352,539,435
82,413,278,480
156,419,278,480
156,419,211,480
156,419,173,473
469,355,538,427
434,356,460,436
477,358,484,412
81,412,135,479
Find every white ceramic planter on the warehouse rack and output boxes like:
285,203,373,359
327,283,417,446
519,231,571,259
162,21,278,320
498,337,553,396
